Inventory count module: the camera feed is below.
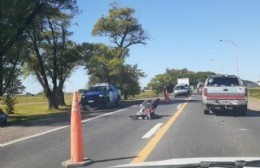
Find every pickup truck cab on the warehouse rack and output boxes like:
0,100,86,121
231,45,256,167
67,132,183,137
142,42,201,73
202,75,248,115
81,83,120,110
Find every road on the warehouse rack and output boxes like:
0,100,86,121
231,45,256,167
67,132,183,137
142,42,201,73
1,95,260,168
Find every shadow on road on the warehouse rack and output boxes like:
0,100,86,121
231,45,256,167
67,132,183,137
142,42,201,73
209,109,260,117
129,114,172,120
90,156,136,164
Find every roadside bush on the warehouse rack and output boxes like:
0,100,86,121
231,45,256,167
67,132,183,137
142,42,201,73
2,94,16,114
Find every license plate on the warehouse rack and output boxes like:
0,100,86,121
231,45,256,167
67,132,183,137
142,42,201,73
88,100,94,103
219,100,231,104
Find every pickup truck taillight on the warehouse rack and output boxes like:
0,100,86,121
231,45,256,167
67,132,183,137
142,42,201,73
203,88,208,97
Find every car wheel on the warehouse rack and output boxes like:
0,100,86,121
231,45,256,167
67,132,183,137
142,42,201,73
203,104,209,115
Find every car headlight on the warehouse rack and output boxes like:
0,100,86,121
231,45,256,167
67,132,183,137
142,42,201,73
99,94,104,97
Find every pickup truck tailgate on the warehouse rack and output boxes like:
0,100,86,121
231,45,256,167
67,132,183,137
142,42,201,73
206,86,246,100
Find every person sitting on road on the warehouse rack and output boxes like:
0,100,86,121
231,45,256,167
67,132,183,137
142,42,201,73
0,108,7,125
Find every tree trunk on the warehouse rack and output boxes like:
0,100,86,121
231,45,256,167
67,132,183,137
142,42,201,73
0,56,3,96
47,91,58,110
57,89,66,106
123,92,128,100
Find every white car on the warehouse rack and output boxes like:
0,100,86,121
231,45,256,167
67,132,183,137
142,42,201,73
173,84,189,97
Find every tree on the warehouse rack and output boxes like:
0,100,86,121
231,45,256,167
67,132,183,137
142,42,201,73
0,0,47,59
92,3,149,57
148,68,215,94
83,43,124,84
117,64,145,100
82,43,145,99
0,40,27,96
23,0,80,109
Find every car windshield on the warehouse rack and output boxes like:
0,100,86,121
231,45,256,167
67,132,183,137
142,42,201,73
175,86,186,90
2,1,260,168
89,86,107,91
207,77,240,86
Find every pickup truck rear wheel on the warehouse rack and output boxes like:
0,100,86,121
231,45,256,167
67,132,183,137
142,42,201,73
203,104,209,115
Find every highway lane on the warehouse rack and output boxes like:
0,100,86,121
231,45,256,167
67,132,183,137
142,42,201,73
2,94,260,168
147,95,260,162
0,98,182,168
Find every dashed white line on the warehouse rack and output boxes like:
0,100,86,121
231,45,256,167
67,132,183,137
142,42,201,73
81,108,128,123
142,123,163,139
177,104,182,109
1,107,129,147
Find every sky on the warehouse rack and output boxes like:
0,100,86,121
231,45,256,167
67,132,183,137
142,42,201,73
24,0,260,94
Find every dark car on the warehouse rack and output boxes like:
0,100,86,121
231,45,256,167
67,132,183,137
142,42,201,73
81,83,120,110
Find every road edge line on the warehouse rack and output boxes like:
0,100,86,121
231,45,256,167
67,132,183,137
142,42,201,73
1,107,130,147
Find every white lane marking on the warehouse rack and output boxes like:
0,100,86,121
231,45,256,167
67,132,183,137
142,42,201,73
142,123,163,139
239,128,248,131
177,104,182,109
1,125,69,147
81,108,128,123
1,107,129,147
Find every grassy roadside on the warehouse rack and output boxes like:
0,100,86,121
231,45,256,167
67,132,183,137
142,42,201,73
248,87,260,100
0,94,73,124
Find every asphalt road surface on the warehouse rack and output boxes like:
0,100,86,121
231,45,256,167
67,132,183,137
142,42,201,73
1,95,260,168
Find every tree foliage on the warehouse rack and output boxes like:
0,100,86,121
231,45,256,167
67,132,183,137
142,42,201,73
92,3,148,54
82,43,145,99
88,4,148,99
83,43,124,83
148,68,215,94
117,64,146,99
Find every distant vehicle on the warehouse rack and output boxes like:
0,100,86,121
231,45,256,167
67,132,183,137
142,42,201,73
202,75,248,115
177,78,190,86
81,83,120,110
173,84,190,97
197,82,204,94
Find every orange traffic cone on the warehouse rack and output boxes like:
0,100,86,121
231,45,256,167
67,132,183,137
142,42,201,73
164,88,169,104
62,91,92,167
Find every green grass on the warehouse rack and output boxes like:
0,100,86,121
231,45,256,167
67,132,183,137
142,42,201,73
248,87,260,100
0,94,74,124
127,90,158,100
